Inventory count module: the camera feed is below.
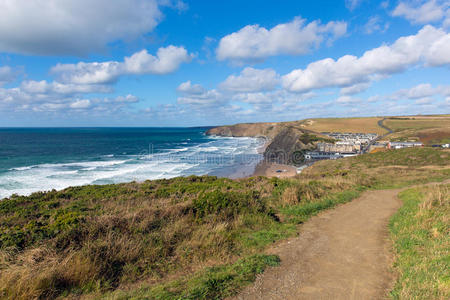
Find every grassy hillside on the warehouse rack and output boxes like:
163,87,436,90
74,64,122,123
298,117,386,134
390,183,449,299
0,148,449,299
384,116,450,144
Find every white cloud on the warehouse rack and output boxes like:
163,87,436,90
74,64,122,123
158,0,188,12
177,81,206,95
364,16,389,34
336,95,361,104
20,80,111,94
124,47,193,75
0,66,16,86
177,82,225,107
389,83,450,101
113,94,139,103
70,99,91,109
426,33,450,66
0,82,139,113
232,92,273,104
445,9,450,27
282,25,450,93
346,0,363,11
401,83,436,99
219,67,279,92
0,0,164,56
414,97,433,104
392,0,449,24
216,17,347,62
340,82,371,95
52,46,193,84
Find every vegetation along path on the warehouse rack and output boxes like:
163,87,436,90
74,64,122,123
233,187,410,300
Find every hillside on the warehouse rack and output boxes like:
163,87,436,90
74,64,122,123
206,122,334,164
390,183,449,299
0,148,449,299
383,115,450,144
207,115,450,161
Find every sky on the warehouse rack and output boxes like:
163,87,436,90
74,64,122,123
0,0,449,127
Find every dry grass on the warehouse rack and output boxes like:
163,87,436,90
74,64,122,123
298,117,386,134
0,148,449,299
384,117,450,133
387,126,450,144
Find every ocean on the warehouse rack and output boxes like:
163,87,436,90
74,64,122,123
0,127,264,199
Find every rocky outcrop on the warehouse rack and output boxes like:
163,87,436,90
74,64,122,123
206,122,281,139
206,122,325,165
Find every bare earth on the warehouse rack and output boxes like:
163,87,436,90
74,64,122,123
232,189,404,300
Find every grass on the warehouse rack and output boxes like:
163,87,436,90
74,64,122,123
299,117,386,134
0,148,449,299
384,118,450,133
389,184,449,300
109,254,280,300
384,116,450,144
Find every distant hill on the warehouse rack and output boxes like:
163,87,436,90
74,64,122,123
206,115,450,162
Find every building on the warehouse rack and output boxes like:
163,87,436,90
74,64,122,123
304,151,342,160
388,142,423,149
317,142,361,153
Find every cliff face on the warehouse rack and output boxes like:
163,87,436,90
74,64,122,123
264,127,313,164
205,122,281,139
206,122,323,165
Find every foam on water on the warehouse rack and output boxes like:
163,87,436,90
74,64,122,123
0,136,264,199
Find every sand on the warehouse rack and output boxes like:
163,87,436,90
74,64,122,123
253,162,298,178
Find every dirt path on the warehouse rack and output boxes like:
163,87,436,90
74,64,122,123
233,189,404,300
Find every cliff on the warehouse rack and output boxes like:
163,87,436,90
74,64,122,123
206,122,331,165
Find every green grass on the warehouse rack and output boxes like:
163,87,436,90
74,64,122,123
389,184,449,299
108,254,280,300
0,148,449,299
280,189,362,224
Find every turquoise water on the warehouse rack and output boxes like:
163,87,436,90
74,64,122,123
0,128,263,198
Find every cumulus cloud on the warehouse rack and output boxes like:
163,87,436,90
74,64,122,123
394,83,436,99
392,0,449,25
52,46,193,84
216,17,347,62
176,81,206,95
20,80,111,94
389,83,450,101
219,67,279,92
0,0,165,56
0,66,16,86
177,82,225,107
282,25,450,93
0,82,139,113
340,82,372,95
70,99,91,109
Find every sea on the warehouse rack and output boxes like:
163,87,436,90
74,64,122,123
0,127,264,199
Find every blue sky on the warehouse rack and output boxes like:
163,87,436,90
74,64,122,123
0,0,449,127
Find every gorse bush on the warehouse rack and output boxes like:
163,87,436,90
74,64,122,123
0,148,448,299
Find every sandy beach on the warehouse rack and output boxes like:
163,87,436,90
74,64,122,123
252,162,298,178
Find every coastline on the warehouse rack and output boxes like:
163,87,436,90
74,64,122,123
214,136,300,179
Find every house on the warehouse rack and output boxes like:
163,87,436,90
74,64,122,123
388,142,423,149
304,151,342,160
